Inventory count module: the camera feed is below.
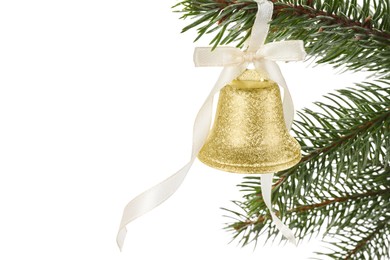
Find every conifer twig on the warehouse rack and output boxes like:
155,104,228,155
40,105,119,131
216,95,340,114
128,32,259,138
223,84,390,259
174,0,390,76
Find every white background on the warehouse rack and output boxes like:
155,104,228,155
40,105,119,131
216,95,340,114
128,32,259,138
0,1,368,259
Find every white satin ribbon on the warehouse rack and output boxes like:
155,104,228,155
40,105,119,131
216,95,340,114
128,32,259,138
116,66,238,250
117,0,305,250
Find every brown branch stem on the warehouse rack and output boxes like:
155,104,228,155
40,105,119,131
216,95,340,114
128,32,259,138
344,220,389,259
290,188,390,213
215,0,390,39
234,187,390,231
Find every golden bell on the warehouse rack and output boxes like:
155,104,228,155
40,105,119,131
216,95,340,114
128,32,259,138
198,69,301,174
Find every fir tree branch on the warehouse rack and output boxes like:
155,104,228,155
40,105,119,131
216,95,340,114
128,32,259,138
223,83,390,258
291,187,389,213
344,221,386,259
268,84,390,215
318,217,390,259
274,108,390,192
174,0,390,76
231,185,389,232
271,0,390,39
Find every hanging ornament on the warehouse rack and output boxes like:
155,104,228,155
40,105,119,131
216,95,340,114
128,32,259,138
198,69,301,174
117,0,306,250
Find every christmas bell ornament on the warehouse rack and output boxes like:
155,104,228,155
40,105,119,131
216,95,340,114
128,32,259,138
117,0,306,251
198,69,301,174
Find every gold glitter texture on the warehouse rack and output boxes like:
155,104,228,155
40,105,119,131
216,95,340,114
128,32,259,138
198,69,301,174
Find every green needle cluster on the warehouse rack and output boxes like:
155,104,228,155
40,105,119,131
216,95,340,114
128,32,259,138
224,84,390,259
174,0,390,76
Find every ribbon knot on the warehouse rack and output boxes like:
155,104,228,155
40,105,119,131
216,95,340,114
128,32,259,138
243,51,257,63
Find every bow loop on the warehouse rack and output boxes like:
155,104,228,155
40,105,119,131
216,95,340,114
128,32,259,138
258,41,306,61
193,47,242,67
194,40,306,68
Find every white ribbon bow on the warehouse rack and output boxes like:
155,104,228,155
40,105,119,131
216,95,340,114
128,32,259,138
117,0,305,250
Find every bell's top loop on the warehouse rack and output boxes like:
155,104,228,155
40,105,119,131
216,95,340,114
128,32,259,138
235,69,268,82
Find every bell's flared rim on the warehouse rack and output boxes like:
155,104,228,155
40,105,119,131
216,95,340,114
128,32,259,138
198,153,302,174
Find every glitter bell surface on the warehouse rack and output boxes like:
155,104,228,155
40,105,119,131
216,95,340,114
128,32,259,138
198,70,301,174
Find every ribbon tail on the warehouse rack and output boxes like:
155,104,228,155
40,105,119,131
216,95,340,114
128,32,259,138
255,59,297,245
117,161,193,251
260,173,297,245
117,65,246,251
